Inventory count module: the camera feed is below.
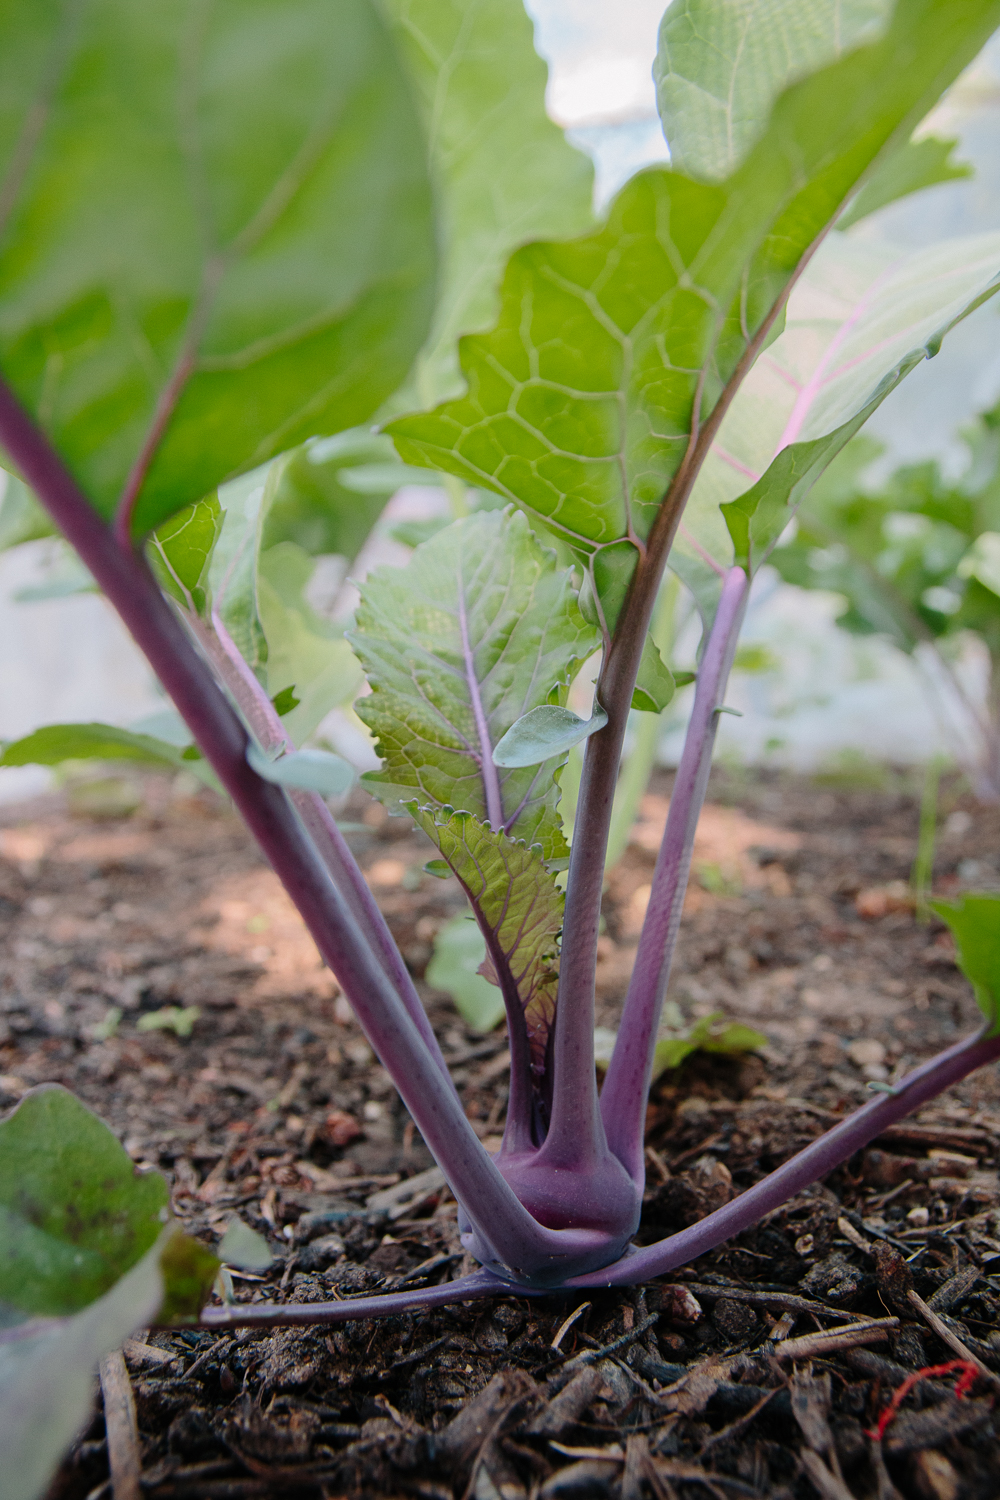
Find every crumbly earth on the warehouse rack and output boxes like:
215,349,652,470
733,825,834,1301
3,766,1000,1500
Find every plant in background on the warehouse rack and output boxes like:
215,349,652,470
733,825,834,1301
771,396,1000,800
4,1,1000,1492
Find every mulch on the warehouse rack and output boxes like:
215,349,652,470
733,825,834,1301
3,764,1000,1499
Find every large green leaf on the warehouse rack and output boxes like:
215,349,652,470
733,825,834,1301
931,894,1000,1034
655,0,892,181
389,1,1000,624
0,0,436,536
410,805,562,1069
381,0,594,410
350,509,599,862
688,229,1000,576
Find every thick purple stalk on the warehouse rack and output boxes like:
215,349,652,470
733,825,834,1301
191,1025,1000,1327
195,612,453,1084
574,1026,1000,1288
0,379,616,1281
601,567,749,1181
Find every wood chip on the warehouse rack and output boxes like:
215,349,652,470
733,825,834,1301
775,1317,899,1361
99,1350,141,1500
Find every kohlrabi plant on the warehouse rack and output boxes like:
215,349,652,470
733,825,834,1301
4,1,1000,1491
771,398,1000,801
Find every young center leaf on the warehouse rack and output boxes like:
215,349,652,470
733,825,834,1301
409,806,562,1074
350,509,600,862
0,0,436,536
684,228,1000,582
388,1,1000,630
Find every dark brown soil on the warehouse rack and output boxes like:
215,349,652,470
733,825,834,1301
3,766,1000,1500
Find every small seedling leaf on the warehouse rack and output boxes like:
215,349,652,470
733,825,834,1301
425,917,506,1033
148,497,224,617
0,1085,166,1316
931,893,1000,1034
492,705,608,768
217,1219,273,1273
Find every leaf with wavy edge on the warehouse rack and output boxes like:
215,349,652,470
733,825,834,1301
0,0,435,536
679,229,1000,578
350,510,599,862
409,804,562,1072
389,1,1000,623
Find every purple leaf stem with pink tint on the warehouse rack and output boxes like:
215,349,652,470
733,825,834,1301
601,566,750,1181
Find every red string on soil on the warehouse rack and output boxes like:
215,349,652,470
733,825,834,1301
867,1360,982,1441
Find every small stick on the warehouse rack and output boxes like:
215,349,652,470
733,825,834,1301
774,1317,899,1361
906,1289,1000,1390
551,1301,592,1351
98,1350,141,1500
561,1311,660,1369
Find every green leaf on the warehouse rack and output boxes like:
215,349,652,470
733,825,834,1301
0,0,436,536
246,743,354,796
148,496,224,617
958,532,1000,598
255,541,364,744
632,638,676,714
410,805,562,1068
259,431,403,561
389,2,1000,622
0,1085,168,1317
136,1005,200,1038
700,228,1000,576
0,722,189,773
0,472,56,551
351,510,599,861
655,0,893,181
594,1011,767,1082
0,1234,165,1500
271,685,300,717
838,135,972,230
931,894,1000,1034
652,1014,768,1077
425,916,505,1033
217,1219,273,1272
380,0,594,410
492,705,608,769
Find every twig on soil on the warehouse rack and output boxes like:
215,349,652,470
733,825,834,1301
773,1317,899,1361
679,1284,876,1323
98,1350,141,1500
906,1288,1000,1389
550,1301,592,1350
561,1311,660,1369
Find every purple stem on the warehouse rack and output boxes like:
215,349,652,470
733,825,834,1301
601,567,749,1181
0,379,585,1278
196,612,453,1085
576,1026,1000,1287
457,576,503,830
192,1026,1000,1326
199,1268,534,1330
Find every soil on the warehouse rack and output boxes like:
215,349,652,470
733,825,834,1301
3,765,1000,1500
